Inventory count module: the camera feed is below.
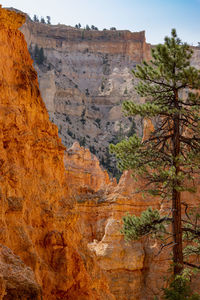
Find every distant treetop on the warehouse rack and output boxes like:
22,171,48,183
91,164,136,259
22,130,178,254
32,15,51,25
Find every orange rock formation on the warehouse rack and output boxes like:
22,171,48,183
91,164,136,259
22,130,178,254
0,6,114,300
63,141,161,299
1,5,199,300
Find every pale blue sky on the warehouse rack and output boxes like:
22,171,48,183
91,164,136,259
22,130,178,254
1,0,200,45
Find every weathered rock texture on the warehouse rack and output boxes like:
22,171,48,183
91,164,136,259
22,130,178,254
0,244,41,300
1,6,200,300
0,6,114,300
20,17,152,177
20,17,200,178
64,141,113,192
64,142,161,299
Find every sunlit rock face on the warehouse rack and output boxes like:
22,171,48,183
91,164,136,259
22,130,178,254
64,141,112,193
66,142,161,300
0,6,115,300
1,6,200,300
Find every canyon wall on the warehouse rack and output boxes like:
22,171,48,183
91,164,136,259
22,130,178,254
0,7,115,300
20,17,200,178
0,9,166,298
1,6,200,300
20,17,152,177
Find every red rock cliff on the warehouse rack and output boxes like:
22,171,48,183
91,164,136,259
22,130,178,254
0,6,114,300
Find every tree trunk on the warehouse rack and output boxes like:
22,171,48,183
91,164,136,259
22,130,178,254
172,89,183,275
172,188,183,274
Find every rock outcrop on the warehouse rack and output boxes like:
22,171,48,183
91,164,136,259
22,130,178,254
19,17,200,179
1,6,200,300
63,141,161,299
0,244,41,300
19,17,152,177
0,6,114,300
64,142,112,193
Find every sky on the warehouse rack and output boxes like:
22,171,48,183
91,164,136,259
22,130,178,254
1,0,200,45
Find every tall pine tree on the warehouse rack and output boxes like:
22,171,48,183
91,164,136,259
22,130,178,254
110,29,200,275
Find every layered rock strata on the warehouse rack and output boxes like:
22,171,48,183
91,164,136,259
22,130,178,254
0,6,114,300
20,17,152,177
64,142,161,299
20,17,200,178
1,6,200,300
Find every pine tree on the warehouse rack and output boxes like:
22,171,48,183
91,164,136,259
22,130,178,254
110,29,200,276
38,47,45,65
86,24,90,31
33,15,39,22
33,45,45,65
34,44,39,61
40,17,45,24
46,16,51,24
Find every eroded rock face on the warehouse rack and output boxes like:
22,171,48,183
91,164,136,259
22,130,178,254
20,17,200,178
0,244,41,300
88,219,145,300
20,17,151,176
64,141,113,193
1,6,200,300
0,6,114,300
66,155,160,300
65,140,200,299
62,139,162,299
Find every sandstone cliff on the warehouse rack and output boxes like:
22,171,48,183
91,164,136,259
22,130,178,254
1,6,200,300
0,6,114,299
63,142,163,299
20,17,200,179
0,6,158,299
20,17,152,177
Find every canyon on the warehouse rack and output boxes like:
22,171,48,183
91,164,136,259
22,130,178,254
0,5,200,300
20,15,152,178
20,15,200,178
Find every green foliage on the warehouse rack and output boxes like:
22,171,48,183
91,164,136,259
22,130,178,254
163,275,200,300
89,145,96,154
33,15,39,22
85,88,90,96
95,118,101,128
46,16,51,24
110,29,200,199
100,147,122,181
33,45,45,65
110,28,200,281
79,137,86,147
38,48,45,65
86,24,90,30
67,128,75,138
80,108,86,125
91,25,98,30
182,207,200,260
122,207,167,241
40,17,45,24
124,87,128,94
